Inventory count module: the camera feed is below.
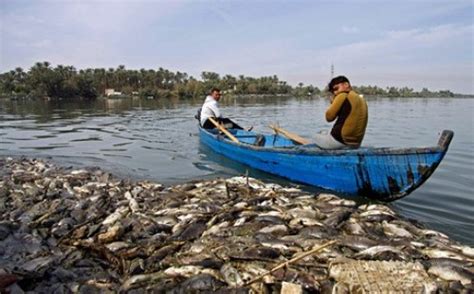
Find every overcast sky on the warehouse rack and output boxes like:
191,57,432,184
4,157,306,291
1,0,473,93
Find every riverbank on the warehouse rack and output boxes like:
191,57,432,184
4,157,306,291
0,157,472,292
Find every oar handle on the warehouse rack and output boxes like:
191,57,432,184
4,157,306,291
269,124,311,145
209,117,240,143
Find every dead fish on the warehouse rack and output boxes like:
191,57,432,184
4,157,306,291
258,225,288,235
202,221,231,237
21,256,55,274
62,181,75,196
105,241,132,252
72,186,91,195
452,245,474,258
390,219,423,235
259,240,292,252
359,204,396,214
148,242,184,264
172,220,207,241
153,207,192,217
164,265,220,278
327,198,356,207
138,181,163,190
102,206,129,226
174,273,226,292
316,193,341,202
382,221,413,239
255,215,286,225
98,224,124,243
419,229,449,239
289,217,325,228
343,218,366,235
355,245,406,260
323,209,352,227
287,207,320,219
121,271,167,291
70,169,89,176
220,263,243,287
358,210,395,222
422,248,472,261
226,176,268,190
242,247,281,260
233,202,248,209
428,263,474,285
256,210,287,220
299,226,333,239
124,191,140,212
410,241,426,248
423,258,473,269
338,235,378,251
153,215,178,227
191,258,224,270
233,217,246,226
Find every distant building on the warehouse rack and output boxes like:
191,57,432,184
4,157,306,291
105,89,122,97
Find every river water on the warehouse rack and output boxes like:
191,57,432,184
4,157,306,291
0,96,473,244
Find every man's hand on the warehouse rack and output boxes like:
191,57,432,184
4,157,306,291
328,94,335,103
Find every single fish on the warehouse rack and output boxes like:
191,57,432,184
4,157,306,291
428,264,474,285
102,206,129,226
383,221,413,239
220,263,243,287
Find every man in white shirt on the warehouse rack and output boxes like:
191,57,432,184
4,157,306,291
199,88,243,129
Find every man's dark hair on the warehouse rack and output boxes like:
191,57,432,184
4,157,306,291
328,76,350,92
210,87,221,93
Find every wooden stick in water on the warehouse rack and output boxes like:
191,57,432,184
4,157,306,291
208,117,240,143
269,124,311,145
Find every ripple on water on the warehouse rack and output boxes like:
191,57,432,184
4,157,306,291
113,142,133,147
34,135,57,139
99,148,128,152
103,153,132,159
21,145,70,150
141,145,177,152
70,137,102,142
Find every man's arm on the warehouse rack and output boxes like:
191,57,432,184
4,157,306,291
325,93,347,122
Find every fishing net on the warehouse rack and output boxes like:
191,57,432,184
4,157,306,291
329,258,437,293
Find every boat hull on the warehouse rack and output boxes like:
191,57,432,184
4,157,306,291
199,128,453,201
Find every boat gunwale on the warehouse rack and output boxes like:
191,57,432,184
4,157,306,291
199,127,451,157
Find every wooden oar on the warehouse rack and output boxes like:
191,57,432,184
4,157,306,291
208,117,240,143
269,124,311,145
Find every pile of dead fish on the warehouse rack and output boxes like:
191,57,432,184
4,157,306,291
0,157,473,293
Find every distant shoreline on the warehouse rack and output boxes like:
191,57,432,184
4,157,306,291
1,62,472,102
1,94,473,101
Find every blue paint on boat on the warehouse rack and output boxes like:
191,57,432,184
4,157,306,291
199,127,454,201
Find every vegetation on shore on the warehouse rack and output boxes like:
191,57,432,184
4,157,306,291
0,62,468,100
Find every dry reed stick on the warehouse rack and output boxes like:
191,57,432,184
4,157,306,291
244,240,337,286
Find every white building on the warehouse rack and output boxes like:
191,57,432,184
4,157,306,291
105,89,123,97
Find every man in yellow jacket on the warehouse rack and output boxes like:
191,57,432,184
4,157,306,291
315,76,368,149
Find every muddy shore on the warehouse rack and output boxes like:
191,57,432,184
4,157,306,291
0,157,473,293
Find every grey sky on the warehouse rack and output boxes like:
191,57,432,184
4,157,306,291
1,0,473,93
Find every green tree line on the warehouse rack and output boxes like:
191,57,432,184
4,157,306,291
352,85,458,98
0,61,465,100
0,62,319,100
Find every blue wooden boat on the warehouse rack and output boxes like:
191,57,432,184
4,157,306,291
199,127,454,201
